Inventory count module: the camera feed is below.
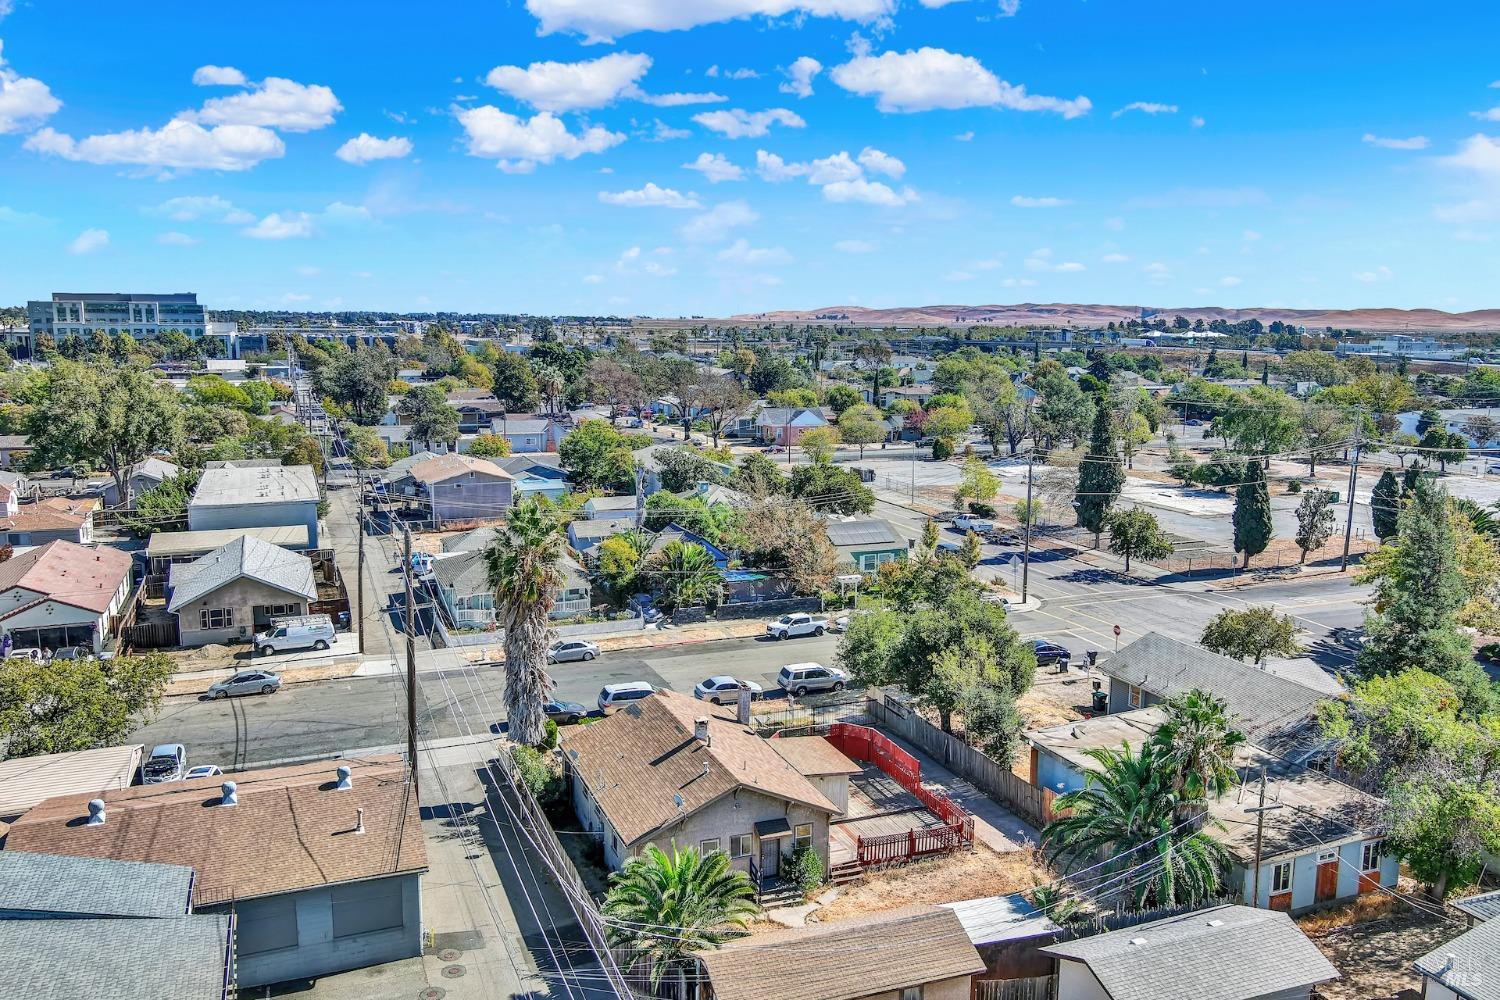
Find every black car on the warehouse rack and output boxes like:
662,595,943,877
1030,639,1071,667
544,699,588,725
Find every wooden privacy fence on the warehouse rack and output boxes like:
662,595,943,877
977,976,1056,1000
866,689,1046,830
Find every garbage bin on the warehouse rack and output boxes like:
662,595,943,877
1092,689,1109,714
1086,650,1099,668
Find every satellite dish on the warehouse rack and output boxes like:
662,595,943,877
673,793,685,811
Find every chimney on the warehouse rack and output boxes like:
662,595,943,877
355,807,366,835
335,765,352,790
694,717,711,746
220,781,237,806
737,686,752,726
86,798,106,826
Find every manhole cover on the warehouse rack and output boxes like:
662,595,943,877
418,989,446,1000
441,965,466,980
437,948,463,962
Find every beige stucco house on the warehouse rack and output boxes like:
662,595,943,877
168,534,318,646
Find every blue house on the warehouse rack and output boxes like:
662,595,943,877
646,523,730,569
1026,709,1398,914
492,456,569,503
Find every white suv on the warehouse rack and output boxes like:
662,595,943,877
777,662,848,697
598,681,656,714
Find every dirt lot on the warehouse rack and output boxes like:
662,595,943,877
1299,896,1458,1000
1017,670,1094,729
798,845,1047,926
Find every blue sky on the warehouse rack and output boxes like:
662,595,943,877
2,0,1500,316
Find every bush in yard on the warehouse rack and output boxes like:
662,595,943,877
511,744,565,806
931,437,955,461
968,501,996,518
542,718,559,749
785,845,825,897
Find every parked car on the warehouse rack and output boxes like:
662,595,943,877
1185,418,1204,427
50,646,94,662
693,675,764,704
548,640,600,663
777,662,848,697
952,514,995,533
183,765,223,781
544,698,589,724
141,744,187,784
598,681,656,714
765,613,828,640
1030,639,1072,667
207,670,282,699
254,614,335,656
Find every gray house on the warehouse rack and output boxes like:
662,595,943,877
167,534,318,646
102,456,181,507
1414,916,1500,1000
6,755,427,991
431,547,591,625
561,691,850,885
188,465,321,548
405,453,513,528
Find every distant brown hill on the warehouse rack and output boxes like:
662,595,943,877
727,302,1500,333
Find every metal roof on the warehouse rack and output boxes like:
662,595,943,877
0,851,193,917
824,517,904,548
940,892,1063,946
167,534,317,612
1454,888,1500,923
0,744,143,819
1413,916,1500,1000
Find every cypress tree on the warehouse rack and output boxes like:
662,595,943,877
1371,468,1401,542
1232,459,1273,567
1075,402,1125,547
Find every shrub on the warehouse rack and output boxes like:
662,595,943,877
968,501,996,518
542,718,559,749
1286,480,1303,494
785,845,826,897
931,437,955,461
511,744,565,807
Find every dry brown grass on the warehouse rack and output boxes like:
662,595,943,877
1301,901,1459,1000
802,845,1048,926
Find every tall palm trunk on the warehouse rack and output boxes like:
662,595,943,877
503,600,552,746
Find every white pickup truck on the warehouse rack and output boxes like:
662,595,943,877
765,612,829,640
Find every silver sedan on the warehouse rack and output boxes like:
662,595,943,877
548,640,601,664
206,670,282,698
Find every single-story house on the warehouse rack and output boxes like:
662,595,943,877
879,385,937,408
145,524,311,578
0,470,36,502
568,516,636,558
695,482,750,509
824,516,910,574
4,755,427,990
646,523,730,570
633,444,735,496
431,548,591,626
561,692,849,883
1413,915,1500,1000
490,455,569,503
0,496,98,546
1025,708,1398,912
697,905,984,1000
0,539,132,652
0,852,233,1000
102,456,181,507
941,893,1064,988
491,414,564,453
753,407,829,447
0,434,30,470
583,494,640,520
0,744,143,822
188,465,321,548
1041,905,1339,1000
167,534,319,646
405,453,514,528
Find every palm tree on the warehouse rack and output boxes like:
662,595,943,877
603,845,759,993
646,540,721,616
1152,689,1245,828
1043,741,1229,909
484,497,564,746
533,362,565,416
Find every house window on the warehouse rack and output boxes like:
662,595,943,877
793,823,813,852
1270,861,1292,894
237,895,299,955
899,988,923,1000
699,838,721,856
1127,685,1143,709
200,607,234,630
729,834,752,858
331,879,405,938
1361,841,1383,872
264,603,298,617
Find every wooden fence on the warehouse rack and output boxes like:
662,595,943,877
977,976,1056,1000
866,689,1046,829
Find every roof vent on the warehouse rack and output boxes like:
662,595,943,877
1207,919,1224,927
1129,937,1147,947
335,765,353,790
354,807,366,835
694,717,711,746
220,781,238,807
86,798,106,826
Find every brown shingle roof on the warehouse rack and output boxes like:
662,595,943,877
560,691,838,847
698,906,984,1000
0,539,129,613
408,453,513,485
4,755,426,906
770,736,862,777
0,499,94,533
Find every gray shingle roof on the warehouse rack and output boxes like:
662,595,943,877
1413,916,1500,1000
824,517,904,548
1101,633,1328,748
0,915,231,1000
0,851,193,917
167,534,317,612
1040,905,1339,1000
433,548,587,595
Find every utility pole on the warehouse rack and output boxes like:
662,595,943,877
402,525,419,799
1021,450,1035,603
1247,767,1284,907
356,512,366,655
1340,410,1363,572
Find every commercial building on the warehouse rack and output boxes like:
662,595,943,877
21,292,245,358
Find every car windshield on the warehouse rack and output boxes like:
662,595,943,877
144,758,176,774
777,616,794,624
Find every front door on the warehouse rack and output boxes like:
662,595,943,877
1315,853,1340,903
759,836,780,879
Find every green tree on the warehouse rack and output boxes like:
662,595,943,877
646,540,721,614
344,424,391,470
1371,468,1401,542
484,498,565,746
596,533,646,600
654,447,724,494
1415,408,1443,437
491,351,540,411
121,470,199,536
467,432,512,459
1013,498,1043,527
398,385,461,453
1420,427,1467,473
1199,606,1300,662
1105,508,1174,573
921,403,973,454
1211,387,1303,457
921,518,939,553
0,653,174,756
788,463,874,515
1232,459,1273,567
559,420,637,491
603,846,757,992
823,382,862,414
837,403,887,459
954,455,999,509
1386,779,1500,898
799,426,841,464
739,498,836,595
734,452,786,495
318,346,396,424
960,530,983,570
1075,403,1124,547
1293,488,1336,563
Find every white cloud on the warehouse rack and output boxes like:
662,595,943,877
717,237,790,264
856,146,904,178
1112,101,1177,118
1473,108,1500,122
1219,275,1242,287
1190,115,1205,128
244,212,313,239
1001,277,1037,288
1352,265,1393,283
780,56,823,98
26,120,284,172
945,270,974,281
649,119,691,141
335,133,413,164
1103,216,1125,231
154,195,255,224
583,273,604,284
1439,133,1500,175
807,151,863,184
1143,261,1172,283
0,41,62,133
1011,195,1069,208
835,238,876,253
830,47,1090,117
998,0,1020,14
1100,252,1130,264
755,149,808,181
297,265,321,277
1024,247,1083,272
156,231,201,246
187,76,341,132
192,65,247,87
639,91,726,106
679,200,758,242
1362,132,1428,150
457,106,624,171
526,0,894,42
485,52,651,112
68,228,108,254
692,107,804,138
615,244,677,276
598,183,701,208
1242,229,1262,241
821,178,916,206
683,151,743,182
953,130,974,141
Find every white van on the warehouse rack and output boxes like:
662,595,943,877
255,614,335,656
